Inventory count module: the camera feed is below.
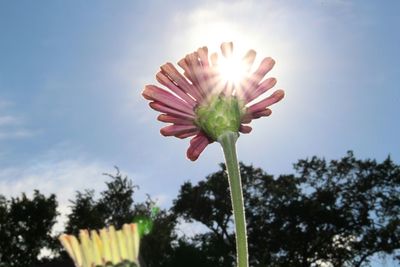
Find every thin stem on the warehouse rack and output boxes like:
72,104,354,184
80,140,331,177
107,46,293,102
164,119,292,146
218,131,248,267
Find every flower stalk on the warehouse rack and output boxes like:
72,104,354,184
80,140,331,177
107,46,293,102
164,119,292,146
142,42,285,266
218,131,248,267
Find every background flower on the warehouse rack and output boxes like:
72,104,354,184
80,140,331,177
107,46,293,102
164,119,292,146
59,223,140,267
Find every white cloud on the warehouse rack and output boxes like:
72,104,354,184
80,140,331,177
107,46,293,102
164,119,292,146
151,193,171,207
0,99,35,140
314,0,353,8
0,115,20,126
0,160,105,200
0,156,110,234
0,99,12,109
0,141,155,236
0,129,36,140
312,260,334,267
175,218,210,239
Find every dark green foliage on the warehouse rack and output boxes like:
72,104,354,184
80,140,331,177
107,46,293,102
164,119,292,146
1,152,399,267
0,191,58,267
173,152,400,267
138,207,177,267
66,167,138,235
173,163,236,266
100,169,138,228
293,151,400,266
65,189,106,234
163,240,215,267
64,168,177,267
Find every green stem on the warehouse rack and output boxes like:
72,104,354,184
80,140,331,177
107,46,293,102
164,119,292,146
218,131,248,267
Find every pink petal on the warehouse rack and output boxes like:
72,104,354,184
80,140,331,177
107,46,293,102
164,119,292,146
197,47,213,94
156,72,197,107
187,133,212,161
252,108,272,119
175,130,199,139
149,102,195,120
184,52,208,97
239,57,275,102
242,49,256,71
220,42,233,58
184,53,201,84
241,113,252,124
221,82,234,98
254,57,275,80
160,125,199,137
210,52,219,66
143,85,195,115
157,114,194,125
176,59,204,102
239,125,252,134
178,58,194,83
197,46,210,68
245,77,277,104
160,63,201,101
247,90,285,114
241,108,272,123
246,57,275,88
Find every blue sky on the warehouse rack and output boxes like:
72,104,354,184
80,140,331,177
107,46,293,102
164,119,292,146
0,0,399,264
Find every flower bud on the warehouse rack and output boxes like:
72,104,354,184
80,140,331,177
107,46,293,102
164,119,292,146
195,95,242,141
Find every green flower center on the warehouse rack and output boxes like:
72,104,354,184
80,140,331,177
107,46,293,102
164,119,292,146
195,95,243,141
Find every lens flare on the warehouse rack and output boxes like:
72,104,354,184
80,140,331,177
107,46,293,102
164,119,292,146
218,56,248,85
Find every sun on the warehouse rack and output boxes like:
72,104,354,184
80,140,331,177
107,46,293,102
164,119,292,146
218,56,248,86
181,20,258,86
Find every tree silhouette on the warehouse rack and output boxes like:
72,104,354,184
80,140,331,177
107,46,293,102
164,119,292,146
62,167,177,267
0,191,58,267
66,167,138,235
1,153,398,267
173,152,400,266
294,151,400,266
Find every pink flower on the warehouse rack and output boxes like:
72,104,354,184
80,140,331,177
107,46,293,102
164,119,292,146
142,42,284,161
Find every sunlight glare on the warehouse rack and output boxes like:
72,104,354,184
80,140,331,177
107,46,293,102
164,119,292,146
178,17,260,86
218,56,248,85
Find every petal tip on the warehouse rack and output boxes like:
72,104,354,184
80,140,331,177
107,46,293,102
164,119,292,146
186,134,211,161
239,125,252,134
276,89,285,100
186,151,198,161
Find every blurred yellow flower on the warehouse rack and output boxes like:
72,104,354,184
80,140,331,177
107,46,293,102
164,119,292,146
59,223,140,267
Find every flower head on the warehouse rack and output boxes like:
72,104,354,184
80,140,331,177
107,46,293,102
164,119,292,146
142,42,284,161
59,223,140,267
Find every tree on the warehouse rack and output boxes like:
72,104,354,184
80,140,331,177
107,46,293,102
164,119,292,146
62,168,178,267
294,151,400,266
138,202,178,267
0,191,58,267
173,164,236,266
173,152,400,266
66,167,138,235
